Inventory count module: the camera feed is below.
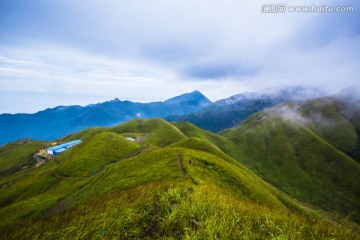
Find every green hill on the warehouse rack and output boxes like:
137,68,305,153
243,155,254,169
0,139,49,175
56,132,141,177
111,118,187,147
303,97,360,162
0,112,359,238
60,127,108,142
173,121,240,158
222,101,360,224
169,137,233,162
1,145,357,239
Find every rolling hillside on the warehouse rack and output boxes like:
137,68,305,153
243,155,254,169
0,98,360,239
220,98,360,224
0,139,48,175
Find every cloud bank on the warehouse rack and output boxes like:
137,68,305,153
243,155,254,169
0,0,359,113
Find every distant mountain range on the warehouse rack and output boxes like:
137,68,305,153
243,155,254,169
1,87,327,145
0,91,211,145
166,86,325,132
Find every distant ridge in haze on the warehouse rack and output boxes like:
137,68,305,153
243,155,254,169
166,86,326,133
0,91,211,145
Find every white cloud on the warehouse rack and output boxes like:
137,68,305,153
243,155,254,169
0,0,359,113
0,44,252,113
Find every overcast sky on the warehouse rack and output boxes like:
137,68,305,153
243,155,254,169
0,0,359,113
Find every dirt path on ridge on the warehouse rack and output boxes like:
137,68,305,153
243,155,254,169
176,149,185,178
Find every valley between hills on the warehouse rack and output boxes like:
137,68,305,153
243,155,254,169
0,93,360,239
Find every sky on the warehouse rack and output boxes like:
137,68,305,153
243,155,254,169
0,0,359,114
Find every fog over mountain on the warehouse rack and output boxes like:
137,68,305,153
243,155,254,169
166,86,327,132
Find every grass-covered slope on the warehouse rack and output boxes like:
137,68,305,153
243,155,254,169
0,115,359,238
173,121,240,158
170,137,233,163
303,97,358,151
1,145,358,239
222,101,360,224
57,132,141,177
302,97,360,163
0,139,49,175
111,118,187,147
60,126,108,142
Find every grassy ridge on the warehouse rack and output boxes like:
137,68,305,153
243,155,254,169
303,97,360,164
57,132,141,177
1,147,358,239
169,137,324,217
169,137,235,164
0,111,359,238
180,148,284,208
60,127,108,142
3,181,358,239
0,160,89,229
173,121,241,162
0,140,49,174
222,103,360,224
111,118,187,147
303,97,359,151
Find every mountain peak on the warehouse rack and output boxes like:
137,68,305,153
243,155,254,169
190,90,201,95
164,90,212,105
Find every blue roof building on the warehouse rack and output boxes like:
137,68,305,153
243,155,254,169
47,140,82,155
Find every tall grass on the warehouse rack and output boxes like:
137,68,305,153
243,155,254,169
2,180,358,239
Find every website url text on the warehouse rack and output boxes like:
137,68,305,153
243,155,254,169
261,5,355,13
